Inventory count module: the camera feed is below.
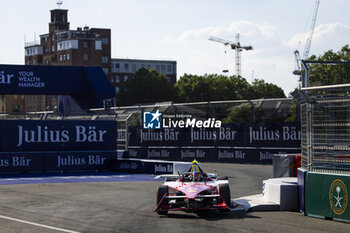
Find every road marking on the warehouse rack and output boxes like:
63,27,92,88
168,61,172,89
0,214,80,233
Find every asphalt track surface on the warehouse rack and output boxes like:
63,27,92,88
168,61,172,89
0,163,348,233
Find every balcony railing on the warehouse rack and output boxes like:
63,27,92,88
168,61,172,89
25,41,41,47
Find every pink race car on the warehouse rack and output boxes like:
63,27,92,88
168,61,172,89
155,171,231,215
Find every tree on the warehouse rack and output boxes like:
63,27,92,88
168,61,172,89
174,74,253,103
251,79,286,99
119,68,174,105
285,100,298,122
174,74,213,102
222,103,263,123
308,45,350,86
288,45,350,122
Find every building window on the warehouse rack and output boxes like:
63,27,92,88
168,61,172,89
132,64,137,72
124,63,129,71
156,65,160,71
167,65,172,72
168,77,172,83
60,54,63,62
84,54,88,61
63,54,66,61
45,59,50,64
115,75,120,83
124,75,128,82
102,38,109,45
103,68,109,75
102,56,109,63
115,87,120,94
115,63,120,69
161,65,165,72
147,65,151,69
83,41,88,48
52,45,55,52
110,76,114,83
67,54,70,61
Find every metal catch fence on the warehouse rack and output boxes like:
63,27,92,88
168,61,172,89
294,60,350,174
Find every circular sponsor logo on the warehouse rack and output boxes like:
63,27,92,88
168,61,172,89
329,179,348,215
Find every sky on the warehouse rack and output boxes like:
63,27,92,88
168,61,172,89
0,0,349,96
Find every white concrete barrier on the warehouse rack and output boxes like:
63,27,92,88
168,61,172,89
262,177,298,211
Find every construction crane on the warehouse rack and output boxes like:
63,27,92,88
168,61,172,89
294,0,320,76
209,33,253,77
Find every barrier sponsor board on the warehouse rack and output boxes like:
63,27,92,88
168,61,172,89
0,120,117,151
0,151,117,173
305,172,350,221
126,147,300,164
0,153,44,173
44,151,116,171
111,159,173,174
127,122,300,164
129,122,301,148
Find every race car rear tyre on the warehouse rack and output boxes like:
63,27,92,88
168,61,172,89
218,183,231,209
156,185,169,215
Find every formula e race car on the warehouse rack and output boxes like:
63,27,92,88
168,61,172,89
155,165,231,215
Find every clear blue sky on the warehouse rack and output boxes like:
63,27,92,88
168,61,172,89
1,0,349,95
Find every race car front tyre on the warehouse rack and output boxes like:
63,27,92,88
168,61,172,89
218,183,231,209
156,185,169,215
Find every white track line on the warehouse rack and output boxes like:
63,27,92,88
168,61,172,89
0,214,80,233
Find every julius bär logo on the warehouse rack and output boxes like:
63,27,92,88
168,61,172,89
143,110,162,129
329,179,348,215
0,71,14,84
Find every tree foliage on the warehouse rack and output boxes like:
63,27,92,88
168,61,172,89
174,74,285,103
118,68,174,105
308,45,350,86
118,69,286,106
250,79,286,99
222,103,263,123
287,45,350,122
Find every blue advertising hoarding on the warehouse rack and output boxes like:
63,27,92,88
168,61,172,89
127,122,301,164
0,120,117,152
129,122,301,148
126,147,300,164
0,151,117,173
0,64,115,110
